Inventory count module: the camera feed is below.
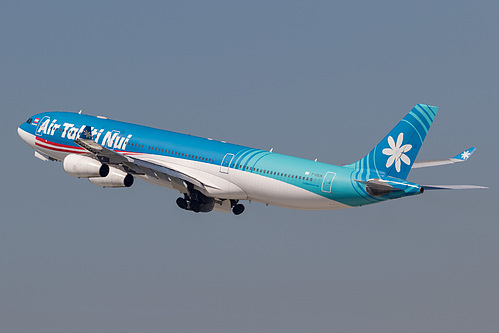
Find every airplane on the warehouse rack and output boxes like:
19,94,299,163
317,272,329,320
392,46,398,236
17,104,486,215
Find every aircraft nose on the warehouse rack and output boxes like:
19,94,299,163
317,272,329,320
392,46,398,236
18,125,35,146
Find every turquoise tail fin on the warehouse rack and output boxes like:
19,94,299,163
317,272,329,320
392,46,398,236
345,104,438,180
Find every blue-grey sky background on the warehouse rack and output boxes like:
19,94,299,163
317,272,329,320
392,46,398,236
1,1,498,332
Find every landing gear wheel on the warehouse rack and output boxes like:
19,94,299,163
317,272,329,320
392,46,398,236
232,204,245,215
190,201,201,213
176,197,187,209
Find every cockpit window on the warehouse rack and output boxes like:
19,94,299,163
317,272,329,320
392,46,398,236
26,118,32,124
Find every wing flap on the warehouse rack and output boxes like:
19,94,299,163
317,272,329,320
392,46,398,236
75,137,131,164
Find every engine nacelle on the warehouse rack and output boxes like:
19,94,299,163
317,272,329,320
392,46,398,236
63,154,109,178
89,167,134,188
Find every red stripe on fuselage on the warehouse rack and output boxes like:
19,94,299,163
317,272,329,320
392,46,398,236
35,136,141,155
35,142,86,154
36,136,85,150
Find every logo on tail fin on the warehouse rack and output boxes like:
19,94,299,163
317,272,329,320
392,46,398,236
345,104,438,180
460,150,472,160
382,133,412,173
82,126,93,139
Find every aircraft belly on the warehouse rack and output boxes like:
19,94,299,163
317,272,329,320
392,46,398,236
35,146,66,161
229,170,350,210
138,155,346,209
136,173,176,190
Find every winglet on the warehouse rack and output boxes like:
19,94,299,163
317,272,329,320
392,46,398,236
451,147,476,161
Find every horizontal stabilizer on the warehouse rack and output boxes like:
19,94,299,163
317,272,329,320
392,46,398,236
412,147,476,169
423,184,488,190
355,178,421,197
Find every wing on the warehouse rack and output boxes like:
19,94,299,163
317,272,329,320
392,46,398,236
74,126,206,190
412,147,476,169
74,126,249,206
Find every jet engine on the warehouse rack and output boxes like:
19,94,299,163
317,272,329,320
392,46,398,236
89,167,134,188
63,154,109,178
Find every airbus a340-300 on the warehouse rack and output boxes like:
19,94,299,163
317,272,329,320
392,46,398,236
18,104,486,215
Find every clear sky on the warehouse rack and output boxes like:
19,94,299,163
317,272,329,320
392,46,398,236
1,1,498,332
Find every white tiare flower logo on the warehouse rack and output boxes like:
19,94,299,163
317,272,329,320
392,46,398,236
461,150,471,160
382,133,412,172
83,129,92,139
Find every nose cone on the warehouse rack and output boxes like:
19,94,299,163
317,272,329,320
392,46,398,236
18,125,35,146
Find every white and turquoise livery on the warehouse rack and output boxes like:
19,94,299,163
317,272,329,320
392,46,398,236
18,104,486,215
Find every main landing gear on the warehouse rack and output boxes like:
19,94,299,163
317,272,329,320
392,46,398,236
176,193,245,215
176,193,214,213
